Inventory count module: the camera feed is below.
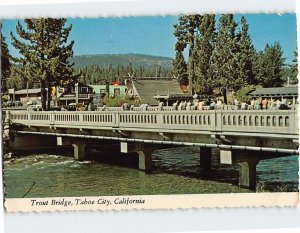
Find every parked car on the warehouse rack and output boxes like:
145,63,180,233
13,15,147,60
14,101,22,107
66,103,77,111
27,104,42,111
49,106,61,111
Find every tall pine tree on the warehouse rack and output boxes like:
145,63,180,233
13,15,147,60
289,50,298,85
194,14,216,96
211,14,237,104
174,14,202,95
234,16,256,88
254,43,285,87
172,41,188,85
1,27,11,94
11,18,78,110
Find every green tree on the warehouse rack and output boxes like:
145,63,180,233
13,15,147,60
234,16,256,87
1,29,11,93
174,14,202,95
211,14,237,103
289,50,298,85
194,14,216,96
172,41,188,85
254,43,285,87
11,18,77,110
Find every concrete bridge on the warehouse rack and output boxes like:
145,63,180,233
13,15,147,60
5,108,299,189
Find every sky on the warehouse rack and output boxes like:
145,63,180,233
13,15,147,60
1,14,297,63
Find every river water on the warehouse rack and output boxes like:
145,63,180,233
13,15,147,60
3,147,299,198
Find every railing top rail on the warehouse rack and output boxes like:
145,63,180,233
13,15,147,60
7,109,298,114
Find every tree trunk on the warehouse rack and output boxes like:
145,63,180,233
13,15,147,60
222,88,228,105
47,84,51,110
188,36,195,96
41,80,47,111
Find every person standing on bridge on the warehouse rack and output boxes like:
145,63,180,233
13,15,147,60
142,103,149,111
198,100,204,110
178,101,183,111
186,101,191,111
122,102,128,111
158,102,164,111
172,100,179,110
262,98,268,110
250,98,255,110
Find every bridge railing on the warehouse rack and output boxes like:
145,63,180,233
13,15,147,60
220,110,297,134
8,109,298,135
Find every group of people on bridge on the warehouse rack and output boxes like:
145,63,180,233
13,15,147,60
57,96,293,112
118,96,292,112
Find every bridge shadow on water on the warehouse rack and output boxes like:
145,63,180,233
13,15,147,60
86,146,240,187
151,147,240,186
85,146,298,192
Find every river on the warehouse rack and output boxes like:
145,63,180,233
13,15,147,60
3,147,298,198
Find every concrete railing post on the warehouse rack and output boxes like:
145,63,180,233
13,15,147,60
215,110,222,131
293,109,298,134
157,112,164,126
50,111,55,125
114,111,119,127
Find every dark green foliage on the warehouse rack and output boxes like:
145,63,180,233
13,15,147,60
102,95,137,107
174,14,202,94
172,41,188,85
76,63,172,86
236,84,260,102
234,16,256,87
253,43,285,87
287,50,298,85
194,14,216,96
71,54,173,85
10,18,77,110
173,14,290,101
1,29,11,93
211,14,237,103
71,53,173,70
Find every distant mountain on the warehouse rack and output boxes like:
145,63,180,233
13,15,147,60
71,53,173,69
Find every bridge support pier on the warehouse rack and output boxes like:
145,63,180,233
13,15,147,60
238,160,259,190
72,141,86,161
200,147,212,171
120,142,155,172
137,149,153,172
231,150,261,190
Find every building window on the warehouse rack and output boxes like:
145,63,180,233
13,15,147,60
114,88,120,97
81,87,88,93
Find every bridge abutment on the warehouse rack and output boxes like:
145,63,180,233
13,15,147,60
9,134,57,152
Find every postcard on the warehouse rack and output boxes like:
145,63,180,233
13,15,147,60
1,9,299,212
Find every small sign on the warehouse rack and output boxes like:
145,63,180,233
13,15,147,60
220,149,232,164
121,142,128,153
57,137,62,146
